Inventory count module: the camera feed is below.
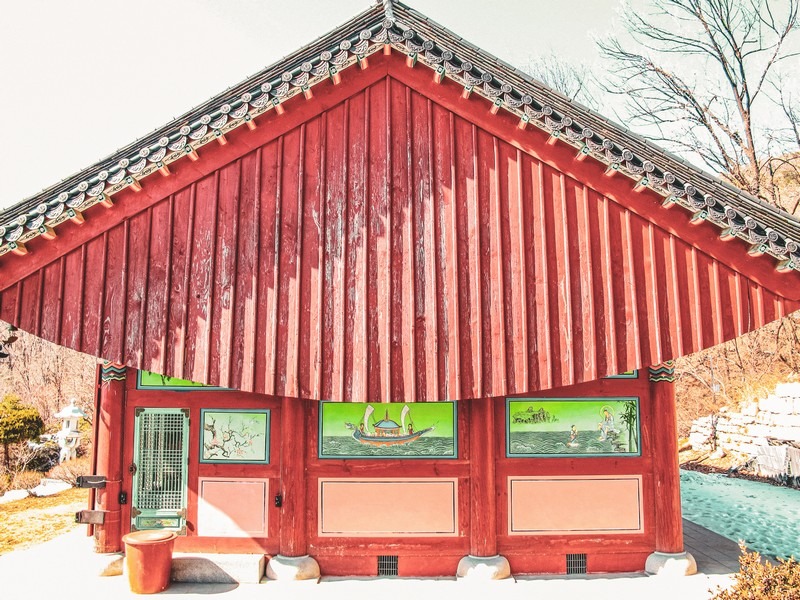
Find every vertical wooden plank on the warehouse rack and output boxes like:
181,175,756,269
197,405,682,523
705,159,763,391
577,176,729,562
598,195,617,376
322,105,346,403
519,155,539,389
586,189,610,377
751,281,765,329
652,230,678,360
276,126,303,398
257,139,282,396
422,95,440,402
232,150,261,393
629,216,659,366
532,161,552,388
622,210,640,372
61,248,85,353
0,284,20,327
82,235,107,360
409,91,438,401
124,210,151,371
718,263,738,343
144,198,172,375
542,165,570,385
389,82,415,402
562,176,585,384
18,270,43,337
433,106,460,401
486,137,506,397
500,145,528,394
298,116,324,399
102,224,128,364
39,260,63,343
210,160,241,389
452,115,476,399
345,91,367,402
468,124,483,398
575,184,596,381
690,248,705,353
186,173,218,384
368,78,391,403
166,188,194,381
695,253,716,350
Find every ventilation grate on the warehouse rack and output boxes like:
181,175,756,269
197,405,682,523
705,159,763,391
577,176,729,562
377,555,399,576
566,553,587,574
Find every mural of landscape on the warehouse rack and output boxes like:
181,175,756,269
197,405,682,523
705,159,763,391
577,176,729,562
319,402,457,459
507,398,640,457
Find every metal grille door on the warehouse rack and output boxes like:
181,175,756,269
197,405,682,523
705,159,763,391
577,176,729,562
131,408,189,532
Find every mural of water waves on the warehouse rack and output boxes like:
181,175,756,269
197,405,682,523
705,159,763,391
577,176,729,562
509,430,632,457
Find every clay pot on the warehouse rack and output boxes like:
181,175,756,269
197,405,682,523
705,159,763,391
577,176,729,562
122,530,177,594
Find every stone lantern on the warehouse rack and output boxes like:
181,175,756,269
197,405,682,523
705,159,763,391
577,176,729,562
55,399,86,463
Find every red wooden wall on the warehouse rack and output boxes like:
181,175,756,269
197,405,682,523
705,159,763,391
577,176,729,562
1,55,798,402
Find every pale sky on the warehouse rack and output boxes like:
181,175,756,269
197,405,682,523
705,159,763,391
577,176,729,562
0,0,622,210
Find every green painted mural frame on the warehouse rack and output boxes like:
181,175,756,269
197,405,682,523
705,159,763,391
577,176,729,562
506,397,641,458
319,402,458,460
137,370,227,391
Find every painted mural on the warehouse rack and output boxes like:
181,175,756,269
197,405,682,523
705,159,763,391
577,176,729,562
319,402,457,459
507,398,640,457
200,409,270,464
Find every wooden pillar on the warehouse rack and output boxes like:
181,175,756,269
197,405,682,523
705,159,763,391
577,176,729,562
469,396,497,556
649,362,685,554
92,362,126,553
279,396,308,557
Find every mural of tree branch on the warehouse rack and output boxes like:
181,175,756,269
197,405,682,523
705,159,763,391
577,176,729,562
200,410,269,464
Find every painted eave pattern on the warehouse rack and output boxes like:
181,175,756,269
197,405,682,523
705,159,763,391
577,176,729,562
1,1,799,273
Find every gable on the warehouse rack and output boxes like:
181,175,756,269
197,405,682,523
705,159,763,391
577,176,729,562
1,55,797,402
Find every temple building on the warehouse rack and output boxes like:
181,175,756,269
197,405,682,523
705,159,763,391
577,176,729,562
1,0,799,580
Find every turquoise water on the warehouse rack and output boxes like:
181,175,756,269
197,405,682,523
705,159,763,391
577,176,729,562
680,469,800,559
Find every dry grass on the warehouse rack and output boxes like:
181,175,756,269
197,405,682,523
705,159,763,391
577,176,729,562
0,487,89,555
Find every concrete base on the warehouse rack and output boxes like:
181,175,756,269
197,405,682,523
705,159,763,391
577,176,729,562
266,554,321,581
456,555,512,581
645,551,698,576
171,553,266,584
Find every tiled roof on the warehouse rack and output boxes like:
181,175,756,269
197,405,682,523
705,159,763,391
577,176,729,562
2,0,799,271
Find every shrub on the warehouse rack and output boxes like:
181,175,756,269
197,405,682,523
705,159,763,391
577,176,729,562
712,542,800,600
46,456,91,486
9,469,43,491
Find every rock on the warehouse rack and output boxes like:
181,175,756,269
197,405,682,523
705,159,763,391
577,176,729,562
710,448,726,459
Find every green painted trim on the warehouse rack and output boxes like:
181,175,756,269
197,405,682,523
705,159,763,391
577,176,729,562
136,370,227,391
605,370,638,379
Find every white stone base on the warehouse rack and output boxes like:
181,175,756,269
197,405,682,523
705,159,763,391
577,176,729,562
266,554,320,581
645,551,697,576
456,554,512,580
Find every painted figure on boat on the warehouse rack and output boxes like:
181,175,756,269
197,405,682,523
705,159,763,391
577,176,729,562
346,405,434,447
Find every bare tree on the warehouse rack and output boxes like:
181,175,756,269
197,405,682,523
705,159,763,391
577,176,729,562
522,52,601,110
598,0,800,213
0,321,96,430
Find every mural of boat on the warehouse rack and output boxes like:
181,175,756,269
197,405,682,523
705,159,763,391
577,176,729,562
346,405,434,447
